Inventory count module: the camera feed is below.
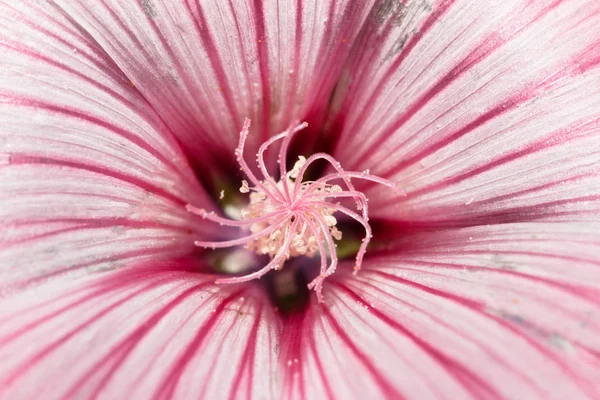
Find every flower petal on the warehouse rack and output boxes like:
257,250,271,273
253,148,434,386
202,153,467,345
0,1,213,291
279,222,600,399
0,259,280,399
332,0,600,224
53,0,378,165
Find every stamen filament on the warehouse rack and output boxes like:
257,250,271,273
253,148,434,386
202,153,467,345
236,119,285,203
186,204,288,227
298,214,328,303
303,171,403,197
305,200,372,273
303,190,369,219
215,218,300,284
308,212,339,287
278,121,306,203
293,153,359,208
194,215,290,249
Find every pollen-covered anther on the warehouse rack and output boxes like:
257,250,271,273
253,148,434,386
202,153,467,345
187,118,403,303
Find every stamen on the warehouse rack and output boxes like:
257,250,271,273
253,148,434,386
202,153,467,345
186,204,288,227
239,180,250,193
304,201,373,274
293,152,361,209
187,118,401,303
299,214,328,303
308,213,339,291
215,218,300,284
193,215,290,249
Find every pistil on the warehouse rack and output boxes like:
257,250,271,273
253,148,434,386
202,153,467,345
187,119,402,302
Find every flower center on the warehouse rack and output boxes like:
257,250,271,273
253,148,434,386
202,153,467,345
186,119,401,302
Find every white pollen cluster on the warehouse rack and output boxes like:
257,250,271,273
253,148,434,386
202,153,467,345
243,180,343,262
186,119,402,302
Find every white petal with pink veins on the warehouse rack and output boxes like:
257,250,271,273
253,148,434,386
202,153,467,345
279,222,600,399
331,0,600,225
0,260,280,400
52,0,377,165
0,1,213,291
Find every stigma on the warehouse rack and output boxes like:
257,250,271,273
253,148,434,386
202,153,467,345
186,119,402,303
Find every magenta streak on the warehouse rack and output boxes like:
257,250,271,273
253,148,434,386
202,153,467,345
0,270,168,344
152,291,244,400
279,310,308,400
401,110,600,200
345,13,480,147
404,120,598,196
312,306,354,399
381,84,528,180
93,0,205,135
0,91,180,172
342,278,545,397
334,5,395,115
412,235,600,248
2,217,191,249
407,251,600,303
376,63,515,171
370,270,600,398
297,311,307,400
252,0,271,144
477,171,599,206
226,0,258,125
320,306,407,400
280,0,303,125
301,0,335,113
120,290,223,396
0,265,190,326
196,308,243,399
62,281,213,399
182,0,242,128
374,262,598,325
0,279,167,390
304,0,354,108
25,3,197,181
476,195,600,224
227,303,262,400
357,1,566,169
374,190,600,228
332,283,504,399
2,29,127,100
9,245,188,293
3,5,129,85
308,328,335,400
370,0,456,92
5,153,185,206
333,0,456,154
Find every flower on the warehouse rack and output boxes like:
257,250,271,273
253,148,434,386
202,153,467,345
1,0,600,399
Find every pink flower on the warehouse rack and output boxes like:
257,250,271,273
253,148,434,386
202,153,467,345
1,0,599,399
